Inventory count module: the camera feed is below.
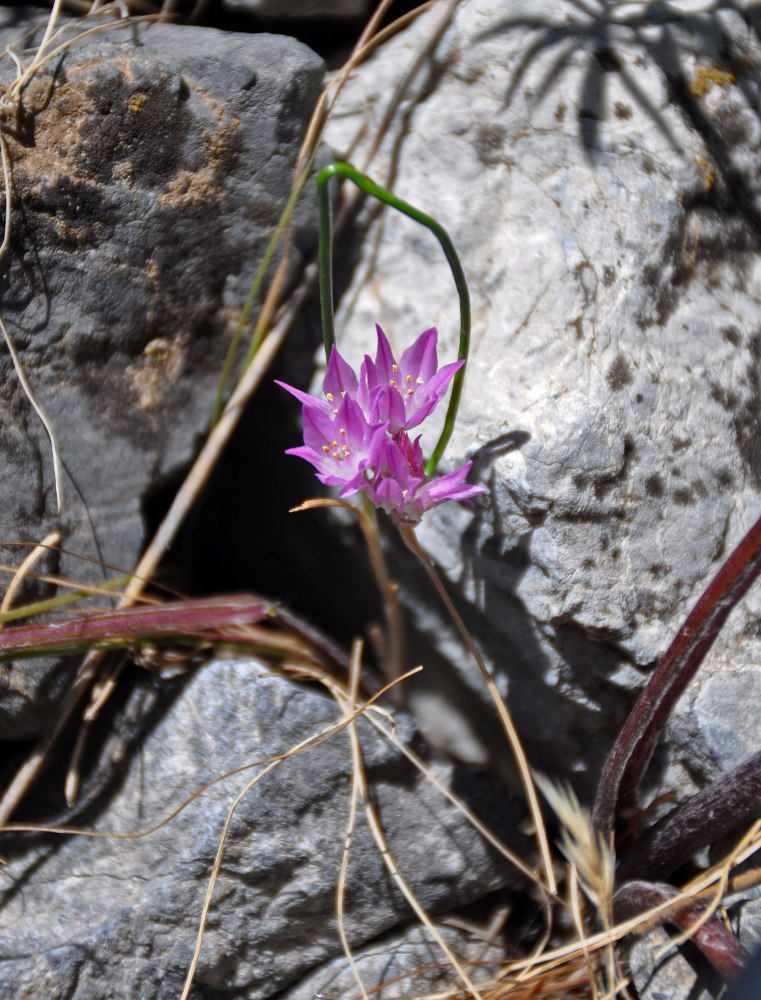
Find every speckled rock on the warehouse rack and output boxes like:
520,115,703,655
0,11,323,738
320,0,761,807
0,656,523,1000
282,920,505,1000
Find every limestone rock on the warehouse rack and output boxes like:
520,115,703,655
321,0,761,806
0,657,523,999
282,920,506,1000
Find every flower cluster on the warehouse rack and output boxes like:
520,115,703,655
277,325,486,525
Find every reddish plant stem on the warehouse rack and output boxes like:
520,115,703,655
617,750,761,883
593,511,761,839
614,880,750,982
0,595,270,659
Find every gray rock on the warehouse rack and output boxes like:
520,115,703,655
282,920,505,1000
0,656,523,999
0,11,323,738
224,0,368,19
628,880,761,1000
321,0,761,804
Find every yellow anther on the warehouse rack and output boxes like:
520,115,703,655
416,377,424,385
333,408,339,415
392,364,398,373
332,451,339,459
407,388,414,395
332,440,338,448
342,446,349,456
339,427,346,435
326,392,335,402
322,445,330,453
390,379,397,387
406,374,413,383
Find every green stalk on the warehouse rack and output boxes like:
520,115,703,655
0,574,130,626
211,162,314,427
316,162,471,475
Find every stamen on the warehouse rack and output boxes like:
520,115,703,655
339,428,346,435
332,440,338,448
416,377,424,385
342,446,349,456
406,374,413,383
322,445,330,453
407,388,414,395
390,379,396,387
392,364,398,373
331,451,339,459
326,392,335,402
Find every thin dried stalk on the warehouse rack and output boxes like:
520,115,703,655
342,642,485,1000
0,530,61,617
400,524,556,897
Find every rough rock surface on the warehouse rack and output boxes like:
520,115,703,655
322,0,761,804
0,657,523,1000
282,921,505,1000
224,0,368,19
0,11,323,738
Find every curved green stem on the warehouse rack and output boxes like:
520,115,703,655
316,162,471,475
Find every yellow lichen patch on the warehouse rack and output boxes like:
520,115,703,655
128,92,146,114
127,335,188,410
112,160,135,188
691,63,735,98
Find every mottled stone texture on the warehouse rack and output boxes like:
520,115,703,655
323,0,761,804
0,13,323,738
0,658,522,999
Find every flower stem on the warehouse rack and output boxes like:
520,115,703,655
399,524,557,896
290,497,405,695
316,161,471,475
359,494,406,695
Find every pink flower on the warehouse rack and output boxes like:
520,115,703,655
276,345,358,417
360,325,464,433
277,325,463,436
285,393,387,496
278,324,486,523
365,432,486,526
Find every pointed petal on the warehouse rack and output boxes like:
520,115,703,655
275,380,331,413
301,404,335,451
399,327,438,383
405,358,465,429
373,324,397,384
323,345,358,401
371,383,407,432
421,462,487,505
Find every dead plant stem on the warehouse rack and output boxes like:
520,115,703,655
399,524,557,897
343,640,485,1000
0,530,61,617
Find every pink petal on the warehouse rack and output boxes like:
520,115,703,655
405,359,465,429
370,383,407,432
399,327,438,383
275,380,332,414
373,324,396,384
300,404,335,451
323,345,358,401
